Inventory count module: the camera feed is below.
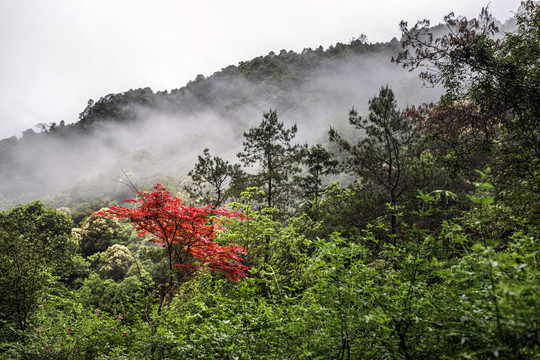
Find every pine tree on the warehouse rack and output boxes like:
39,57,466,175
185,148,243,207
330,86,418,238
237,110,303,209
296,144,339,202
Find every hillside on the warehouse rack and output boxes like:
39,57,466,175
0,35,440,210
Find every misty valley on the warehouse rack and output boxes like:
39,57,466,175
1,3,539,359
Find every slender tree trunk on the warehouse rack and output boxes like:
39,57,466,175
267,155,273,208
215,188,222,207
388,136,397,242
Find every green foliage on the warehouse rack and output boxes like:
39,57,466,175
0,202,78,331
220,189,310,295
73,214,125,258
99,245,133,281
77,88,156,130
395,2,540,219
308,181,383,239
135,246,170,286
1,295,138,359
71,202,103,225
78,273,142,315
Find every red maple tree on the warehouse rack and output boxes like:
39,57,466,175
94,184,248,282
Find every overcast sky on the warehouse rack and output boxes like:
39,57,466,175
0,0,522,139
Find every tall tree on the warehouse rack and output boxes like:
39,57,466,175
297,144,339,202
94,184,249,285
94,184,249,333
185,148,243,207
237,110,303,208
393,2,540,217
0,202,76,330
330,86,418,238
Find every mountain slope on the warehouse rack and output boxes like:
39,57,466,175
0,36,441,210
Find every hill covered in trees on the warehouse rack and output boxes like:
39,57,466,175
0,29,443,212
1,2,539,359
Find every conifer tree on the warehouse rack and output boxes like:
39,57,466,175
185,148,242,207
330,86,417,238
237,110,303,209
297,144,339,202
